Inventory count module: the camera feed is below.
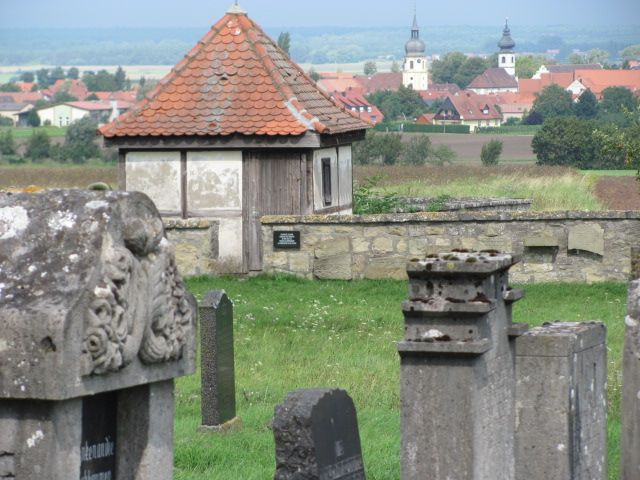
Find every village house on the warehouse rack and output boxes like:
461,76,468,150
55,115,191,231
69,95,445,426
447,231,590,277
433,91,502,131
468,21,519,94
37,100,132,127
0,100,33,126
532,63,602,79
330,89,384,124
100,3,370,274
42,79,90,101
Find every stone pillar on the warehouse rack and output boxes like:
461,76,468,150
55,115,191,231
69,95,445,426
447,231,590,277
630,246,640,279
515,322,607,480
0,190,197,480
622,280,640,478
199,290,241,432
398,251,526,480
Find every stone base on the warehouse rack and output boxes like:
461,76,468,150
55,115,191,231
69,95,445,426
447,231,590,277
198,416,242,433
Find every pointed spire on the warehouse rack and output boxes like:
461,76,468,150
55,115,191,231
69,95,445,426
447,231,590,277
227,1,247,14
498,17,515,52
412,2,418,29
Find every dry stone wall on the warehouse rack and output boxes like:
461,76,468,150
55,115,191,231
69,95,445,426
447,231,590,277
261,211,640,283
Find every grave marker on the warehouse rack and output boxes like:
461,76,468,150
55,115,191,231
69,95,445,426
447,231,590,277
273,388,366,480
0,190,197,480
199,290,240,432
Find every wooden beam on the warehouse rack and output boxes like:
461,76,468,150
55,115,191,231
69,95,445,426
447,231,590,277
117,150,126,191
180,151,187,219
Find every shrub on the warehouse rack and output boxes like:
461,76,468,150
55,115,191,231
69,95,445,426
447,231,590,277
26,109,41,127
401,136,432,165
353,131,402,165
353,175,406,214
480,139,503,166
0,130,16,155
0,117,13,127
429,145,456,166
25,131,50,161
4,155,26,164
60,117,100,164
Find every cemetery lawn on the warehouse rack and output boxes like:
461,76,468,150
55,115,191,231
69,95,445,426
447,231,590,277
177,276,627,480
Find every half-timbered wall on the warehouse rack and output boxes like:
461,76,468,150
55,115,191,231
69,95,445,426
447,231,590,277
312,146,352,214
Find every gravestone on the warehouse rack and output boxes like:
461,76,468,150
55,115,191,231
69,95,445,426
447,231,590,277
199,290,240,432
398,251,527,480
273,388,366,480
515,322,607,480
0,190,197,480
622,280,640,478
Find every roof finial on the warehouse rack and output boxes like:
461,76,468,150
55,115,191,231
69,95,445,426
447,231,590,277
227,1,247,14
412,1,418,29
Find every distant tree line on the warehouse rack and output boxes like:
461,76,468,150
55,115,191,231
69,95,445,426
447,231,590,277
353,131,456,166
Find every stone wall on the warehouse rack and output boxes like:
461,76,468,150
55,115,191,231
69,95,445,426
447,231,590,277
164,218,219,277
261,211,640,283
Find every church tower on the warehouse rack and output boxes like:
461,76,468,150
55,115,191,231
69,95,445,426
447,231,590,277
402,12,428,90
498,19,516,77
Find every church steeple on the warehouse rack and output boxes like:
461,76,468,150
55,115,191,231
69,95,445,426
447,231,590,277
497,19,516,77
402,8,428,90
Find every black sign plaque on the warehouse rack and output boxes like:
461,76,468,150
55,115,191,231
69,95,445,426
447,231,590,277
80,391,117,480
273,231,301,250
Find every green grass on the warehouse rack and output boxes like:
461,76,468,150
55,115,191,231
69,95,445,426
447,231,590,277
476,125,542,135
581,169,637,177
176,276,627,479
0,126,67,138
377,169,604,211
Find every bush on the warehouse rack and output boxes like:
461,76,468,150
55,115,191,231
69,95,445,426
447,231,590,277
25,130,50,161
0,130,16,155
353,131,402,165
26,109,41,127
60,117,100,164
401,136,432,165
532,116,625,169
353,175,407,214
4,155,26,164
0,117,14,127
480,139,503,166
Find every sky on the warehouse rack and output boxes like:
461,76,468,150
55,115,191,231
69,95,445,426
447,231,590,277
1,0,639,28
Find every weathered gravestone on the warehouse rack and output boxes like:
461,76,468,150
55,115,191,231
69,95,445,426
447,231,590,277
515,322,607,480
622,280,640,478
398,251,527,480
273,388,366,480
0,190,196,480
199,290,240,432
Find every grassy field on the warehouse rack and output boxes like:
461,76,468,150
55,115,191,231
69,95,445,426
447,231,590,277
176,276,627,480
582,169,637,177
0,162,116,190
355,165,605,211
0,126,67,138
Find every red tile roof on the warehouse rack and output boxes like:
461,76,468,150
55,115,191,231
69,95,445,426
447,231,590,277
66,101,133,111
416,113,436,124
15,82,36,93
573,69,640,97
468,68,518,90
353,72,403,94
330,89,384,124
0,92,44,104
100,10,369,138
44,79,90,101
436,92,502,121
93,91,137,102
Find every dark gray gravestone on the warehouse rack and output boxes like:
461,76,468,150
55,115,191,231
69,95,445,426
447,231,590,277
273,388,366,480
199,290,240,432
80,392,117,479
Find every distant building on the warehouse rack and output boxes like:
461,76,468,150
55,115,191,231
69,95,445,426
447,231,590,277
532,64,602,79
419,83,461,105
42,79,90,101
402,13,428,90
416,113,436,124
330,89,384,124
433,92,502,132
37,101,132,127
0,101,33,126
566,69,640,99
468,20,518,94
354,72,403,94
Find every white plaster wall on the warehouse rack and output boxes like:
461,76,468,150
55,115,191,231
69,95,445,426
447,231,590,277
338,145,353,210
313,147,338,211
186,151,242,212
126,151,182,213
216,216,243,270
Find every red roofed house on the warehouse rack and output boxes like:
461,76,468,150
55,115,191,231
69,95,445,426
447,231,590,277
42,79,90,101
567,69,640,99
37,100,133,127
100,4,370,274
354,72,403,94
316,73,364,94
433,92,502,131
330,89,384,124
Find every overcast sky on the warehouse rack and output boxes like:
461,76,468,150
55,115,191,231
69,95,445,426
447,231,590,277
2,0,639,28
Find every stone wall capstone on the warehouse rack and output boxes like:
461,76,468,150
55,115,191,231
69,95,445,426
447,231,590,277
261,211,640,283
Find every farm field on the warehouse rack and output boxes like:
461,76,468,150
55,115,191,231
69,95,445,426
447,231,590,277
0,126,67,138
176,276,627,480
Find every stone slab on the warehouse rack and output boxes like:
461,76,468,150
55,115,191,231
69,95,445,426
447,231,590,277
622,280,640,478
568,223,604,256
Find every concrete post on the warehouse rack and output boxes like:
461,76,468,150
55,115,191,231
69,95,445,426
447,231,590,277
515,322,607,480
398,251,526,480
622,280,640,478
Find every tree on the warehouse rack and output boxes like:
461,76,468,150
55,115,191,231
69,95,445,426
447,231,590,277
67,67,80,80
429,144,456,166
53,90,78,103
308,68,320,82
523,110,544,125
599,86,637,115
26,109,41,127
620,44,640,60
367,85,427,121
452,57,488,89
568,53,586,64
20,71,35,83
114,66,126,90
586,48,610,65
531,84,574,120
0,130,16,155
82,70,119,92
61,117,100,163
574,89,598,118
363,61,377,76
277,32,291,56
0,83,20,92
480,139,503,166
36,68,52,88
430,52,490,89
26,131,50,161
50,66,66,84
515,55,550,79
401,136,432,165
391,60,401,73
532,116,623,169
594,107,640,171
352,131,402,165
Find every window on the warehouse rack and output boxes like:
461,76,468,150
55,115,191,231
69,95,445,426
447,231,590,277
321,158,332,206
501,56,506,64
410,61,414,69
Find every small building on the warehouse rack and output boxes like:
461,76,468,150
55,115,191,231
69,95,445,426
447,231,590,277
100,4,369,274
354,72,403,94
416,113,436,124
0,101,32,126
37,101,132,127
330,89,383,124
532,64,602,79
433,92,502,132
